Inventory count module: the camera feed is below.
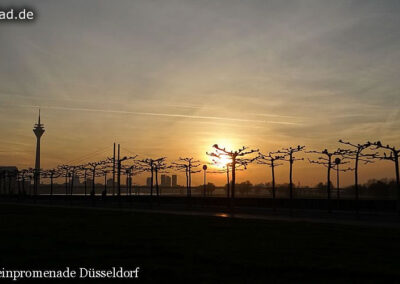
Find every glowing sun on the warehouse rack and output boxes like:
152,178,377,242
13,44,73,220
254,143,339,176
213,155,231,169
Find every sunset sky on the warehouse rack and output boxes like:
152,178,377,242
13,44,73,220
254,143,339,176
0,0,399,186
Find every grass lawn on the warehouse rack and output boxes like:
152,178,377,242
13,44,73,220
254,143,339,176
0,204,399,283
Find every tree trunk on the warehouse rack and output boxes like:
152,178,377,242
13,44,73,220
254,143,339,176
231,161,236,200
155,168,159,197
289,153,294,214
355,152,359,214
104,174,107,195
188,166,192,197
185,168,189,197
117,162,121,196
17,174,20,195
327,155,331,213
395,153,399,215
8,174,12,194
65,174,68,196
22,175,25,195
92,169,96,196
226,166,230,198
289,154,293,200
50,176,53,196
112,143,115,196
271,163,276,200
271,162,276,212
150,166,154,196
130,175,132,196
84,171,87,196
28,178,32,195
70,172,75,196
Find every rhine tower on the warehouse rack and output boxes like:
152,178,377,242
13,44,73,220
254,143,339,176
33,109,45,190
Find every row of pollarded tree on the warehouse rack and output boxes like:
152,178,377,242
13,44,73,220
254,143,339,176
207,140,400,214
0,155,206,199
1,140,399,212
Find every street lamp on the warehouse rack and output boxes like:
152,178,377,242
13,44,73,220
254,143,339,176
335,158,341,199
202,165,207,197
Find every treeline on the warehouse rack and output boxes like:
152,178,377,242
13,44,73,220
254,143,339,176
191,179,398,199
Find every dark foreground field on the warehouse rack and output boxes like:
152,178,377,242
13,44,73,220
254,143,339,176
0,204,399,283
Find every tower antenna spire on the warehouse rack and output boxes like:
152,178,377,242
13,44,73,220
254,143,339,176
38,108,41,125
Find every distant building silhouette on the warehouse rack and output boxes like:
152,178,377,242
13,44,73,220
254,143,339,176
0,166,19,191
0,166,18,174
146,177,152,187
172,175,177,187
161,175,171,187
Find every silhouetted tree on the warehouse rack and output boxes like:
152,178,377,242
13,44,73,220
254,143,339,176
172,158,201,197
15,170,21,195
276,146,305,208
114,155,137,196
58,165,72,196
373,141,400,214
99,167,110,196
27,170,34,195
79,167,90,196
86,160,108,196
153,158,171,197
19,169,31,195
307,149,352,212
139,158,165,197
338,140,376,213
257,151,285,210
23,168,35,196
42,168,61,196
207,145,258,203
68,165,84,196
122,164,144,196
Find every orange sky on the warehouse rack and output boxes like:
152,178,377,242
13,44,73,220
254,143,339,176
0,1,399,186
0,112,396,187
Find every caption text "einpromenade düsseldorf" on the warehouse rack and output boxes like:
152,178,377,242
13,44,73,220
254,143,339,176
0,267,140,281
